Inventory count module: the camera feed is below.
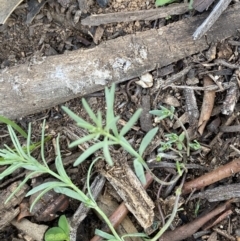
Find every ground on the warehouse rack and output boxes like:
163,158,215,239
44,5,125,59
0,0,240,241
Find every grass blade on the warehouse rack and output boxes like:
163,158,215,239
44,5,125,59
139,127,158,156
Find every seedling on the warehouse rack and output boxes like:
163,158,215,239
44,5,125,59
45,215,70,241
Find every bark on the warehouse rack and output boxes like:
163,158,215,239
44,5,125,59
1,3,240,119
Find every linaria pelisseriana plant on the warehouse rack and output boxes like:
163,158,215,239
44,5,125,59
62,84,181,186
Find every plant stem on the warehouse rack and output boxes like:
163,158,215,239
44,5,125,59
173,115,190,156
150,172,186,241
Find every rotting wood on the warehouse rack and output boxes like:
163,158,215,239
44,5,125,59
81,3,188,26
1,3,240,119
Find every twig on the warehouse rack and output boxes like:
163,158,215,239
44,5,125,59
193,0,232,40
182,159,240,195
159,200,233,241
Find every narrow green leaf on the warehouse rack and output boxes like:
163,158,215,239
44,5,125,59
26,182,66,196
103,137,113,166
96,110,102,128
26,123,32,157
82,98,98,125
122,232,149,238
133,159,146,184
8,126,28,159
68,134,96,148
5,171,38,204
58,215,70,236
95,229,116,240
0,116,27,138
29,186,60,212
54,187,89,203
105,84,118,136
105,116,120,133
55,135,70,181
0,163,23,180
120,137,139,158
139,127,158,156
62,106,90,126
44,227,67,241
119,109,142,137
74,142,104,166
149,109,163,116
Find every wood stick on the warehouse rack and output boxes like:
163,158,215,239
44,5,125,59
1,3,240,119
193,0,232,40
81,3,188,26
182,159,240,194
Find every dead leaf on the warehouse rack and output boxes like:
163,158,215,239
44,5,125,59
198,76,216,135
0,0,23,24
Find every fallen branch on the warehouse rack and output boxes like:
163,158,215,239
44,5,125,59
1,3,240,119
81,3,188,26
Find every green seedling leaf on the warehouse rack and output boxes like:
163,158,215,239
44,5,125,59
103,137,113,166
139,127,158,156
82,98,98,125
95,229,116,240
119,109,142,137
96,110,102,128
69,134,96,148
105,84,118,136
0,116,27,138
179,132,185,142
0,163,23,180
26,182,66,196
120,137,138,157
176,142,183,151
54,187,90,204
55,136,71,181
58,215,70,236
73,142,105,166
155,0,176,7
122,232,149,238
133,159,146,184
189,140,201,150
44,227,68,241
8,126,28,159
61,106,91,127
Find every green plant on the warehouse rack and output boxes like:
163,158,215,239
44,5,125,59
45,215,70,241
62,85,179,186
0,85,186,241
150,106,200,158
155,0,194,8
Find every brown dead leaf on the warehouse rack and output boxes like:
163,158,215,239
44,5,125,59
198,76,216,135
17,201,32,221
0,0,23,24
193,0,215,12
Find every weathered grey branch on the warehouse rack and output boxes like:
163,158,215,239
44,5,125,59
81,3,188,26
1,3,240,119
